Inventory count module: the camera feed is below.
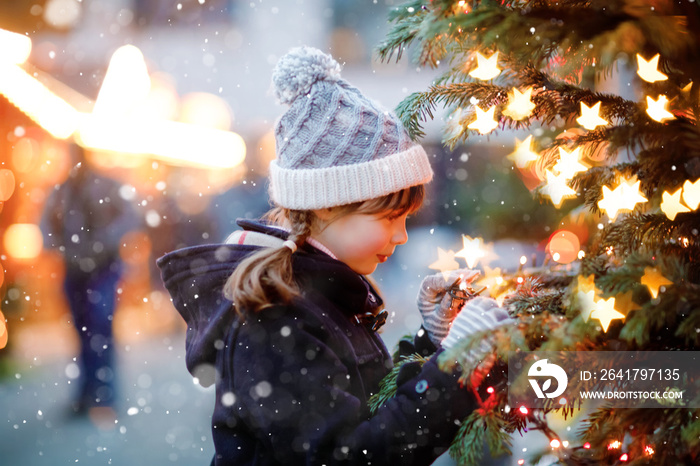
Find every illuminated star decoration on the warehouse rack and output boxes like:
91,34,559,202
636,54,668,83
682,178,700,210
553,147,588,180
590,297,625,332
597,178,648,220
646,95,675,122
576,101,608,130
508,135,539,168
503,87,536,121
641,267,673,299
541,169,577,208
574,274,598,322
660,187,691,220
455,235,487,269
467,105,499,134
468,51,501,81
428,247,460,281
614,290,642,315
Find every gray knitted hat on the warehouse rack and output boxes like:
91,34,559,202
269,46,433,210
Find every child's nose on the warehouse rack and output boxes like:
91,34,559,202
392,220,408,245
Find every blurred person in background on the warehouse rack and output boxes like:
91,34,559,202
41,144,140,416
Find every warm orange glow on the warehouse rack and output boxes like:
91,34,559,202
0,28,32,64
640,267,673,299
547,230,580,264
92,45,151,118
119,231,152,265
180,92,233,130
11,137,41,173
0,308,7,350
428,247,459,280
598,177,648,220
455,235,487,269
0,169,16,201
553,147,588,180
660,187,691,220
608,440,622,450
503,87,535,121
508,135,539,168
646,95,675,122
576,101,608,130
550,439,561,448
541,169,576,207
4,223,43,259
682,178,700,211
0,64,80,138
590,297,624,332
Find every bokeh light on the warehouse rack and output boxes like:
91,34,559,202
11,137,41,173
0,169,16,201
0,308,7,350
43,0,83,29
547,230,580,264
3,223,43,259
180,92,233,130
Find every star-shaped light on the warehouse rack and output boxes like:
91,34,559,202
428,247,460,281
641,267,673,299
614,290,641,315
682,178,700,210
541,169,576,208
576,101,608,130
598,178,648,220
590,297,625,332
507,135,539,168
476,265,505,295
552,146,588,180
502,87,536,121
646,95,675,122
660,187,691,220
574,275,598,322
467,105,499,134
455,235,487,269
468,51,501,81
636,54,668,83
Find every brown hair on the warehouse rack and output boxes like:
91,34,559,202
224,184,425,315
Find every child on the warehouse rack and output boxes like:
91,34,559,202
158,47,510,466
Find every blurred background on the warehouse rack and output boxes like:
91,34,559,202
0,1,601,465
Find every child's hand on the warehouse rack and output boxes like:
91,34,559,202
416,269,480,346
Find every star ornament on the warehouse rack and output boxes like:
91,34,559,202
661,187,691,220
468,51,501,81
508,135,539,168
574,274,598,322
576,101,608,130
590,297,625,332
503,87,536,121
455,235,487,269
646,95,675,122
428,247,460,281
636,54,668,83
641,267,673,299
682,178,700,210
541,169,576,208
467,105,499,134
553,147,588,180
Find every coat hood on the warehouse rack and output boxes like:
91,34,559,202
157,219,383,386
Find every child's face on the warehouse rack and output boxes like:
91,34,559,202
313,210,409,275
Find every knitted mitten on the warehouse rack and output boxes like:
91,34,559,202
416,269,480,346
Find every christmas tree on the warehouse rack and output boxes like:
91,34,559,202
376,1,700,464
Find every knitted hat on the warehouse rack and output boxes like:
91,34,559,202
269,46,433,210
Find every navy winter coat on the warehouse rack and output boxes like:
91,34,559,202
157,220,477,465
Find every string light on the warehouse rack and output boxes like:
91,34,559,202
597,178,648,220
455,235,487,268
550,439,561,448
607,440,622,450
503,87,536,120
646,95,675,122
576,101,608,130
468,51,501,80
590,297,624,332
636,53,668,83
467,105,499,134
519,406,529,414
660,187,691,220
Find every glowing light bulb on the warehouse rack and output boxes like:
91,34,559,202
636,54,668,83
503,87,535,120
640,267,673,299
598,178,648,220
467,105,498,134
553,147,588,180
550,439,561,448
468,51,501,80
540,169,576,208
576,101,608,130
681,178,700,210
590,297,624,332
519,406,528,414
646,95,675,122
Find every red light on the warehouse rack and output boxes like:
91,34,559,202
620,453,629,461
487,386,494,394
519,406,528,414
583,442,591,449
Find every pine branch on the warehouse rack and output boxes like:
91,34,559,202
366,353,428,413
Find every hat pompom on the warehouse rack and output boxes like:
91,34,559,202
272,47,342,105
